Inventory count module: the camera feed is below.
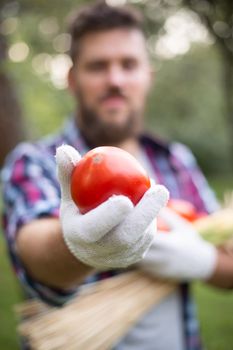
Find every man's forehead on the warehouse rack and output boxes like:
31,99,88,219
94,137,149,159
77,28,148,61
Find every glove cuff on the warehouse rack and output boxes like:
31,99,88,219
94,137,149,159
63,234,94,268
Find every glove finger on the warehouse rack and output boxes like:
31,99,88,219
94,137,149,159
90,220,155,269
141,234,177,267
61,200,80,220
140,219,157,257
153,229,199,255
118,219,156,266
118,184,169,244
159,207,196,235
70,195,134,243
56,144,81,202
122,223,155,267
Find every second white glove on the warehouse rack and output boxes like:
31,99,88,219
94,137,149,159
139,207,218,281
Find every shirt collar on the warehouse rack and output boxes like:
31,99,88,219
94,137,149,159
62,118,89,156
139,133,171,155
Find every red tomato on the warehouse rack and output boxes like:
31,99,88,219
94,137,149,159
157,199,205,233
167,199,198,222
71,146,151,214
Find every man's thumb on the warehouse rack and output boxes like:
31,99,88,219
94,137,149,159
55,144,81,201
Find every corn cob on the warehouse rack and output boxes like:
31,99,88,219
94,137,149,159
194,209,233,246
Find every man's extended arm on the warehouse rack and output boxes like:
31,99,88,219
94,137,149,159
17,217,233,291
16,218,94,289
208,246,233,289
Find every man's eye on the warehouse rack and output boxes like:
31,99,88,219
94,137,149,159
123,60,137,70
86,62,106,71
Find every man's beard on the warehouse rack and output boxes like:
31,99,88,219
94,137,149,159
75,91,143,147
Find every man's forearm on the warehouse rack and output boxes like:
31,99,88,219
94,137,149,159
16,218,95,289
207,246,233,289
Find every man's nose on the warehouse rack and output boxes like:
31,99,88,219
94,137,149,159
106,66,126,87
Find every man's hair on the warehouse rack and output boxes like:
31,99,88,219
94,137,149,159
68,1,145,63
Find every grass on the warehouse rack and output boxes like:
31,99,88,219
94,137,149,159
0,235,23,349
208,174,233,201
194,283,233,350
0,174,232,349
193,174,233,350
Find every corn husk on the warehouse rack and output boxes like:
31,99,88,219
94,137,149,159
195,208,233,245
15,203,233,350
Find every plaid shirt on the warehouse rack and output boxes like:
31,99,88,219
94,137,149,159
1,118,219,350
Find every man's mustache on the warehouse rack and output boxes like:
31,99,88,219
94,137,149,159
99,89,128,102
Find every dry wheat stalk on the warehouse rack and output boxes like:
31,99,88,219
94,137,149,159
16,271,176,350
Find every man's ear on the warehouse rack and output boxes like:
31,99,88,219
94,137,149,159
67,66,76,95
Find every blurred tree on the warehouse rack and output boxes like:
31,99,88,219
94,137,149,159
0,33,26,167
0,0,85,167
182,0,233,168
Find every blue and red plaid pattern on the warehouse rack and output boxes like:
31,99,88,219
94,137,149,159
1,118,219,350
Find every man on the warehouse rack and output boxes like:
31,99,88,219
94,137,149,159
1,2,233,350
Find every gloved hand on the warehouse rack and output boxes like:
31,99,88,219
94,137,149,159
138,207,218,281
56,145,169,270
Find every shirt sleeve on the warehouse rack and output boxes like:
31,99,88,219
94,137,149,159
170,142,220,214
1,142,77,306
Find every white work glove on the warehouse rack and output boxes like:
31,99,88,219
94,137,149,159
56,145,169,270
138,207,218,281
